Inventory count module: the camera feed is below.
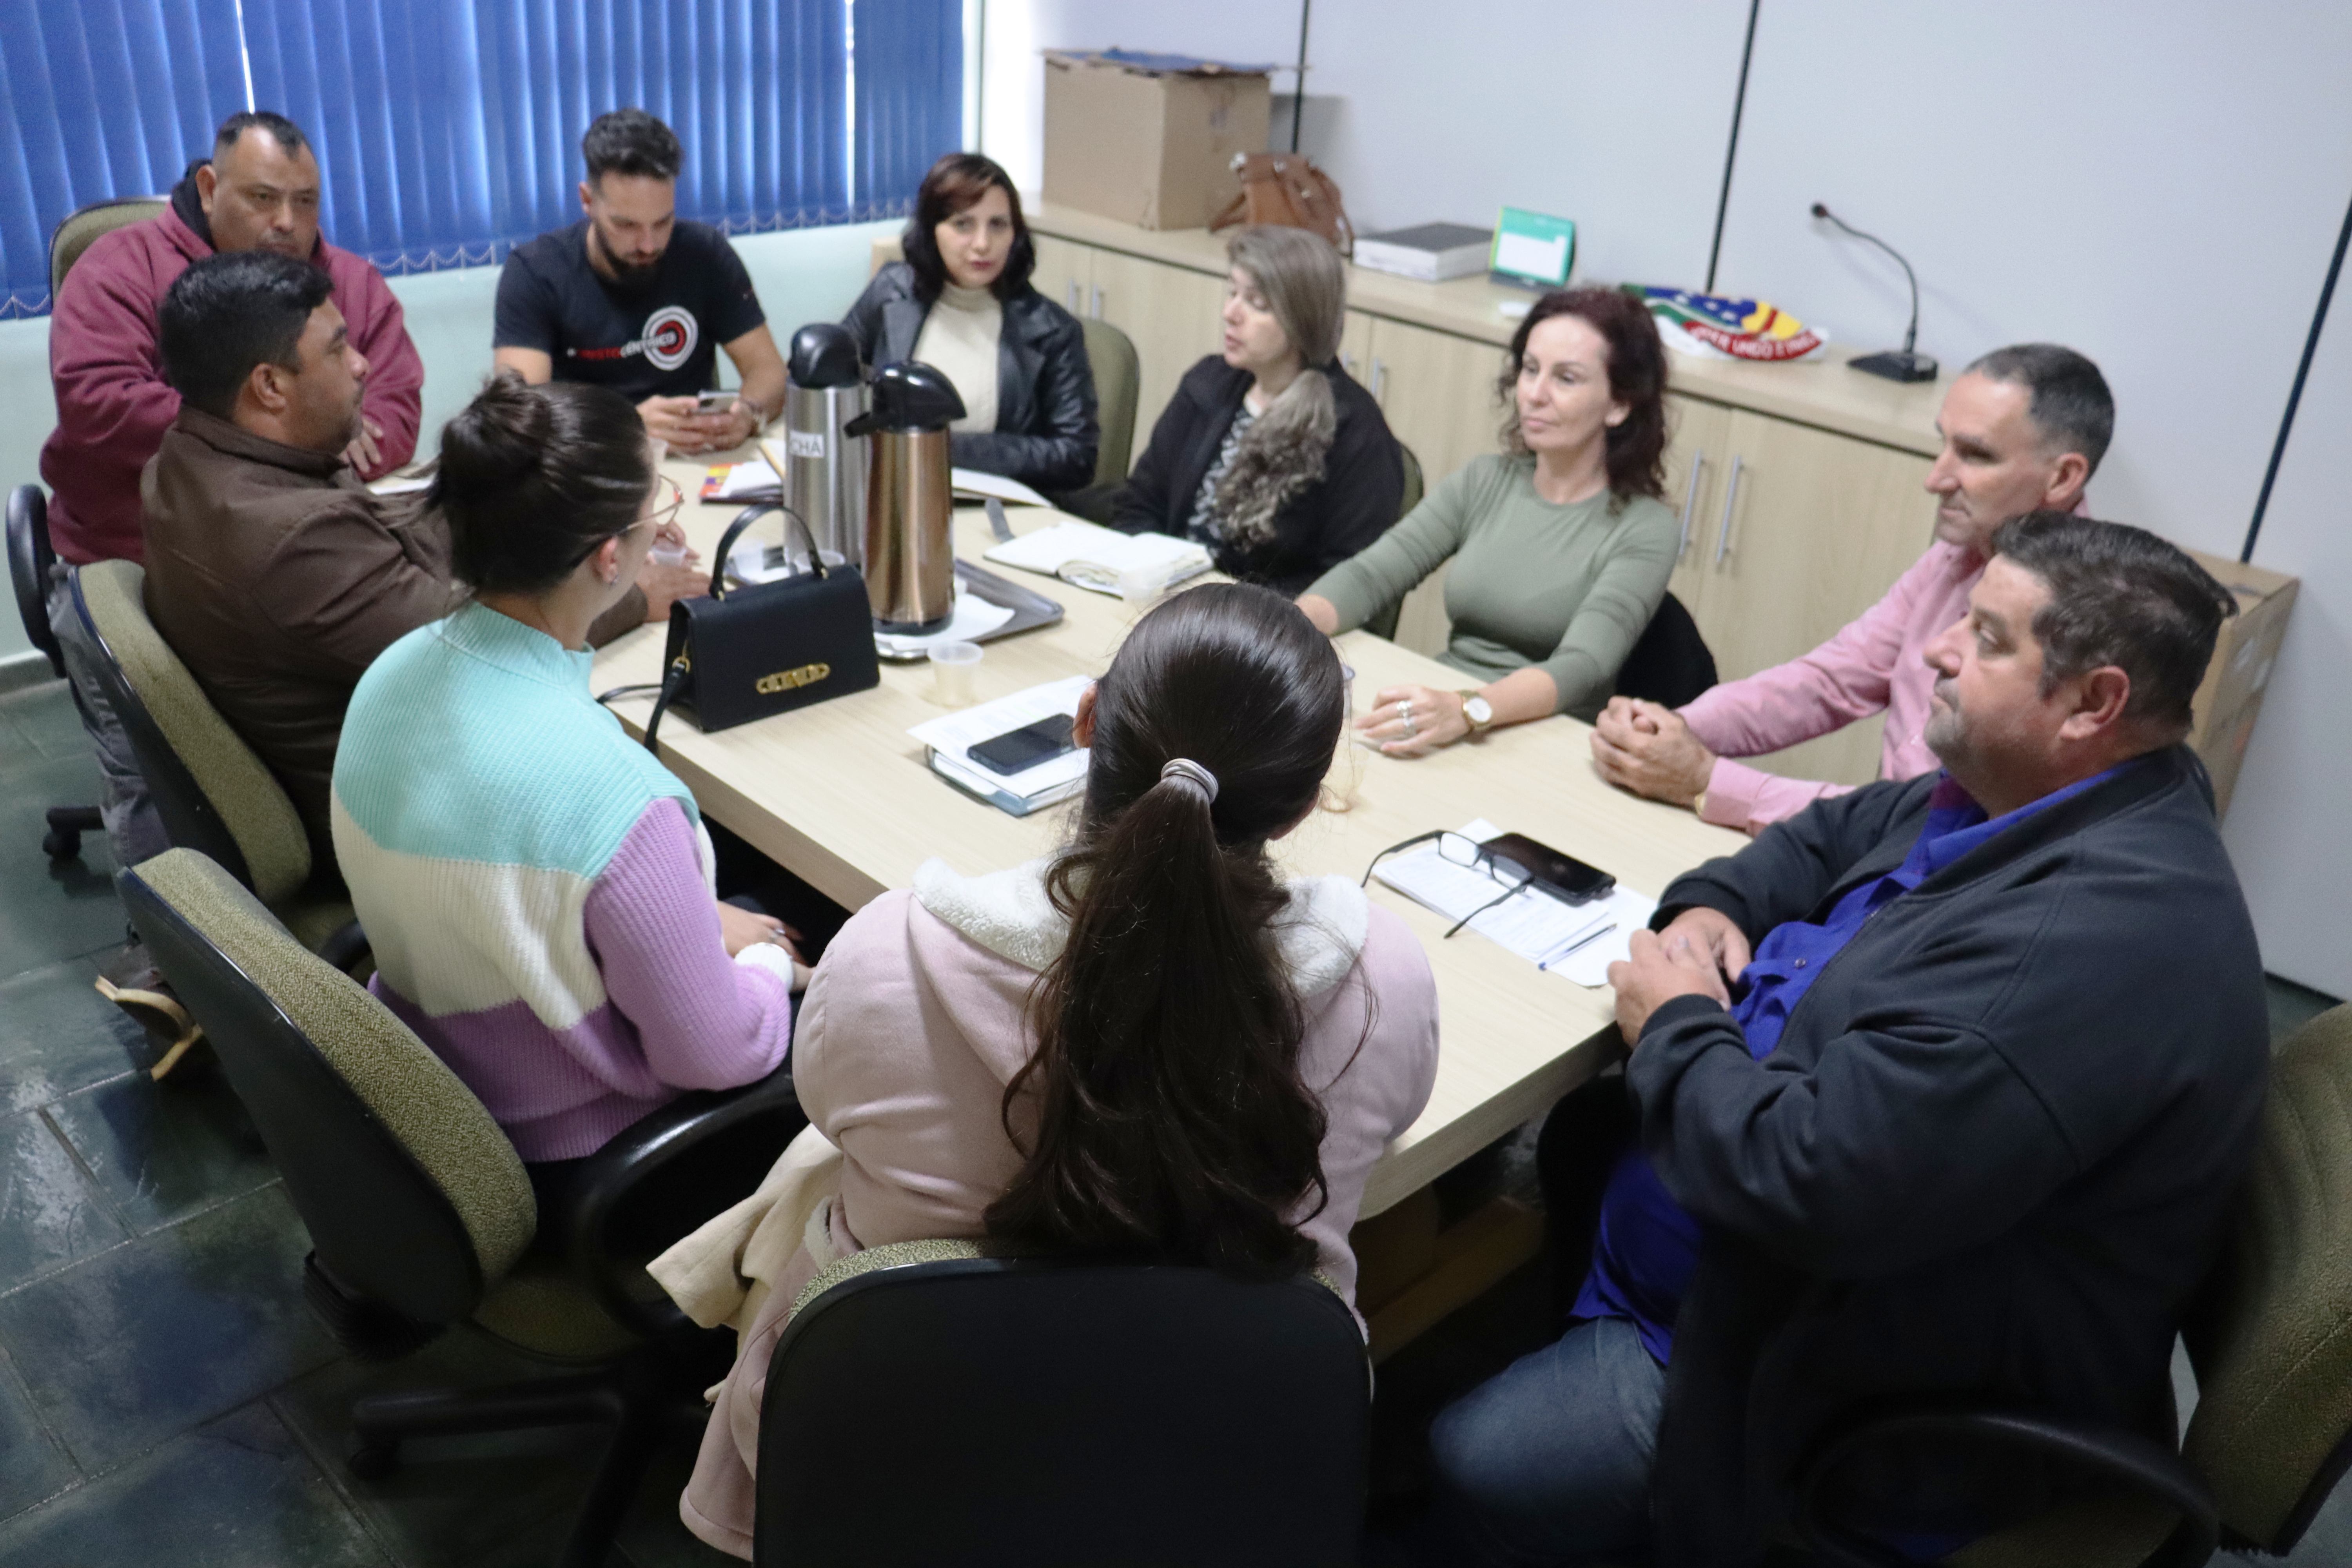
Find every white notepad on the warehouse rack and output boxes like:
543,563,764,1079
1372,819,1657,988
982,521,1212,602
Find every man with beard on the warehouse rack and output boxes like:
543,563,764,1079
1425,512,2268,1567
140,253,691,875
494,108,788,456
40,109,423,869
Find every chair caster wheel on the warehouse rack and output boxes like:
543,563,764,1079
348,1440,401,1480
42,828,80,860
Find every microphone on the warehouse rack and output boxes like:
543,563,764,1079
1811,202,1938,383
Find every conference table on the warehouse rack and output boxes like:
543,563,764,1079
591,449,1747,1352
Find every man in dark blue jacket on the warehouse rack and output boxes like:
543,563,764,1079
1428,512,2269,1568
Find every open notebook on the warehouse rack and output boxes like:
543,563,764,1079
982,521,1211,602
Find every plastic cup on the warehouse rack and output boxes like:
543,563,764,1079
930,641,982,707
650,542,690,568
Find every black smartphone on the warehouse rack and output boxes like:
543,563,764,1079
967,713,1077,775
1480,832,1615,906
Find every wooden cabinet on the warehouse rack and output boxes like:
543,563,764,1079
1029,233,1092,321
1084,249,1227,455
1678,410,1936,785
1661,392,1734,615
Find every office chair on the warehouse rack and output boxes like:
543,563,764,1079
1363,444,1425,643
1794,1004,2352,1568
117,847,806,1568
755,1241,1372,1567
1046,317,1142,523
1612,593,1718,711
49,196,165,297
5,483,103,858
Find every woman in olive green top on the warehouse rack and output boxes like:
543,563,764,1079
1298,287,1679,755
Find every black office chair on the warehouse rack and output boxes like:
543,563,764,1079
6,483,104,859
756,1243,1372,1566
1612,592,1717,710
118,846,807,1568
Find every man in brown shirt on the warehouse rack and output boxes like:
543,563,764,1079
140,249,695,869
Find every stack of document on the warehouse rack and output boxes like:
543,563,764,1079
983,520,1211,602
1354,222,1494,283
907,676,1092,817
699,458,1051,508
1371,819,1657,987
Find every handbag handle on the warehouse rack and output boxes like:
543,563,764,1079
708,502,828,599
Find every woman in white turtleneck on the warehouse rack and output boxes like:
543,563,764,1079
841,152,1099,495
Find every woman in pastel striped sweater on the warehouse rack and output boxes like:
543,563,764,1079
332,374,800,1216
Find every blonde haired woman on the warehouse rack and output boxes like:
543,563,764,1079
1113,226,1405,594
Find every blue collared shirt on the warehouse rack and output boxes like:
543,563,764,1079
1572,763,2133,1365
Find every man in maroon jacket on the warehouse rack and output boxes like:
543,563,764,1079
40,109,423,871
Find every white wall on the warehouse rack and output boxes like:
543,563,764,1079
2221,290,2352,997
1711,0,2352,561
0,220,896,671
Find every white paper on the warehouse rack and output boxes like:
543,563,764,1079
983,521,1212,601
1494,228,1568,281
708,457,780,499
367,474,435,495
872,591,1017,656
950,467,1051,507
1372,818,1656,988
908,675,1093,797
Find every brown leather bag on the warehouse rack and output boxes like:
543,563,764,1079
1210,152,1355,257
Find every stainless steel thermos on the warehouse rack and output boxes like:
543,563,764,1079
780,324,867,568
846,361,966,633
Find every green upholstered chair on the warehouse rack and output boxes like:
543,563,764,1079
754,1241,1371,1566
68,559,363,963
1080,314,1140,491
1049,317,1143,523
1361,443,1423,643
48,196,165,297
1796,1007,2352,1568
117,847,805,1568
2181,1002,2352,1557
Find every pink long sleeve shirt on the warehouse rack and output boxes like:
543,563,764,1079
1679,541,1983,835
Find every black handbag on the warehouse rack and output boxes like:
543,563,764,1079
639,503,880,751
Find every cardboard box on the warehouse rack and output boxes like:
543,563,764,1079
1042,51,1272,230
2182,547,2298,820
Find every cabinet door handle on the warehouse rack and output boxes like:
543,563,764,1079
1677,450,1705,559
1341,352,1358,374
1714,455,1745,564
1090,285,1103,319
1066,280,1082,313
1370,358,1387,401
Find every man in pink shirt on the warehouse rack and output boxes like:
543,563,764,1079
1591,343,2112,834
41,110,423,870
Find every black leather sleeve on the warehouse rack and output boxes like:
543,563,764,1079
949,308,1099,493
839,270,893,364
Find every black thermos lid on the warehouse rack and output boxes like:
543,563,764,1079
788,323,862,389
844,361,966,436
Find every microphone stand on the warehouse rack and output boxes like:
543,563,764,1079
1812,203,1938,383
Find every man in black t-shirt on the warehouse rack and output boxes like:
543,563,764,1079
494,109,788,455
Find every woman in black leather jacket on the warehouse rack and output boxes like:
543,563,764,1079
842,153,1099,495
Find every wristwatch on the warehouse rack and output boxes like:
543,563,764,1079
1457,690,1495,740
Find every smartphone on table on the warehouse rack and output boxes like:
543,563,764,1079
1480,832,1615,906
967,713,1077,776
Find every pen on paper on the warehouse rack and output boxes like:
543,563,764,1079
1538,921,1618,972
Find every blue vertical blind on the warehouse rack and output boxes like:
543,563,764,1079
0,0,960,316
0,0,248,316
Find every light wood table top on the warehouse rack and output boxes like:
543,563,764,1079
594,452,1747,1215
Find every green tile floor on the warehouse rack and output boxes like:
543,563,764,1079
0,681,733,1566
2,675,2347,1565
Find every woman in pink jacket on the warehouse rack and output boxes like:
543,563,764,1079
681,582,1442,1556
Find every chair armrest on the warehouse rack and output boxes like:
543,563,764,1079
1796,1408,2219,1568
563,1064,808,1340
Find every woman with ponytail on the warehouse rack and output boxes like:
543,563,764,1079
679,583,1439,1557
332,372,801,1219
1113,227,1406,594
